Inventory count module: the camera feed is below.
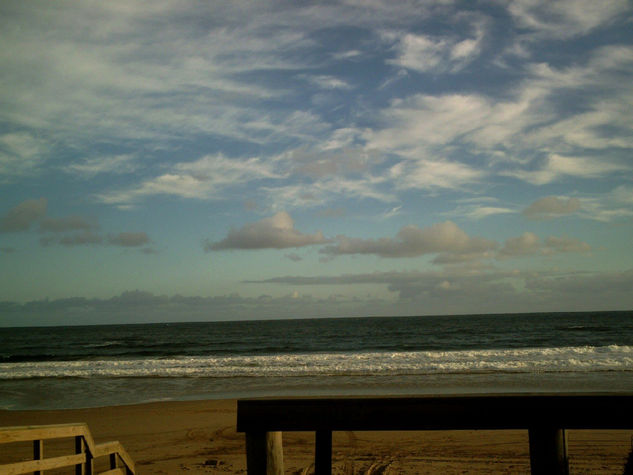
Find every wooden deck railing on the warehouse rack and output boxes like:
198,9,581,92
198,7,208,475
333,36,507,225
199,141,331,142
0,422,135,475
237,393,633,475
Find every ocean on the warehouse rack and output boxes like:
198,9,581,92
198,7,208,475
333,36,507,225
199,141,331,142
1,311,633,410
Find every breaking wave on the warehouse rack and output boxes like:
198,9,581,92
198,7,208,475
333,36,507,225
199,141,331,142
2,345,632,380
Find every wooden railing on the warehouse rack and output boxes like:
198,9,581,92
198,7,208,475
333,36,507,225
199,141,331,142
0,422,135,475
237,393,633,475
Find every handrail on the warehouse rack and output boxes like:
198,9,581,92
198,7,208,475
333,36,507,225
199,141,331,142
0,422,135,475
237,393,633,475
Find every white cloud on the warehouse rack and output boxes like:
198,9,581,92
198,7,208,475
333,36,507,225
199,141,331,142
507,0,629,39
64,154,139,177
206,212,329,250
97,154,277,205
576,185,633,222
386,16,485,73
451,205,515,220
389,159,484,190
301,75,353,90
0,132,48,179
504,154,628,185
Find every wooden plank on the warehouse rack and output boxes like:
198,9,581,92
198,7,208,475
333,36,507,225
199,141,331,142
1,452,85,475
0,423,88,444
237,394,633,432
529,427,568,475
99,469,125,475
94,441,136,473
314,430,332,475
245,431,283,475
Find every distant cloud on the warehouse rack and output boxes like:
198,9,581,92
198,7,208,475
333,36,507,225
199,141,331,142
504,154,627,185
206,212,329,251
244,268,633,311
321,221,497,259
499,232,591,258
41,231,152,249
301,75,353,90
389,159,484,191
39,216,99,233
507,0,629,39
0,198,47,232
523,196,581,219
0,133,48,180
97,154,277,206
108,232,151,247
59,232,103,247
499,232,542,257
64,154,138,177
315,207,346,218
544,236,591,254
577,185,633,222
386,17,485,74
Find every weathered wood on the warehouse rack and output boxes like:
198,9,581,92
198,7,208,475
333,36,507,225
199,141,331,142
33,439,43,475
76,435,85,475
94,441,135,473
528,427,568,475
237,393,633,432
245,431,283,475
315,430,332,475
1,452,86,475
0,423,88,444
0,423,135,475
237,394,633,474
100,469,126,475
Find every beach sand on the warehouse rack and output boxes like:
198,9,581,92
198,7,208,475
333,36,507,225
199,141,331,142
1,399,632,474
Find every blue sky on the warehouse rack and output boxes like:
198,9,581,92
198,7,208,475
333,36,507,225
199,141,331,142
1,0,632,326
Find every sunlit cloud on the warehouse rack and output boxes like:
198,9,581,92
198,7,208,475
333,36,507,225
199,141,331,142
522,196,581,220
205,212,329,251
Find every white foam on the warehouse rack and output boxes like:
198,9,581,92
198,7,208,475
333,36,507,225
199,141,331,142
2,345,632,379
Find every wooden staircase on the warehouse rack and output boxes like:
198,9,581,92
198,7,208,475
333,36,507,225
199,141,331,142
0,422,135,474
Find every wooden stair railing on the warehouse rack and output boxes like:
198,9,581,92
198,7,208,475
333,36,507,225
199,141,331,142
0,422,135,475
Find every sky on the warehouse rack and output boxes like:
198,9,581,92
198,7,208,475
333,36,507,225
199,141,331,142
1,0,633,326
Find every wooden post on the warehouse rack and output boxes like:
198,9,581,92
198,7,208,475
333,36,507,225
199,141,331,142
315,430,332,475
75,436,83,475
245,431,283,475
528,427,568,475
33,439,43,475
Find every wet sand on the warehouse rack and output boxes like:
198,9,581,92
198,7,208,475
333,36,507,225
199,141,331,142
1,399,632,474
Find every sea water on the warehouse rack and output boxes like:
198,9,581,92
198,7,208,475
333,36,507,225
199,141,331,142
1,312,632,409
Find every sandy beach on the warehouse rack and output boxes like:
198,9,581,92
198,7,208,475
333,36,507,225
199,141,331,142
1,398,632,474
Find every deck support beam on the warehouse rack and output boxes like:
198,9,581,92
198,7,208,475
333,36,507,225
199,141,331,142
33,439,43,475
528,427,568,475
245,431,283,475
315,430,332,475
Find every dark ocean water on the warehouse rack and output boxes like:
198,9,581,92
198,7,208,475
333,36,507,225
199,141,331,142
1,312,632,409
